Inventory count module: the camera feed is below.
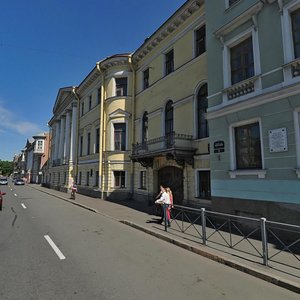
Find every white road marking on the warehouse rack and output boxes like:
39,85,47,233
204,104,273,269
44,235,66,260
14,193,17,197
21,203,27,209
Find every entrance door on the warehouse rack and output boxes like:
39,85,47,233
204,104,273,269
158,166,183,204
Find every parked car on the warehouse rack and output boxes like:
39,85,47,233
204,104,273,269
14,179,25,185
0,177,8,185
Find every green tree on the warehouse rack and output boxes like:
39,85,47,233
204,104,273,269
0,160,13,176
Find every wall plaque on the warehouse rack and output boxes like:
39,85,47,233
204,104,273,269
269,127,288,152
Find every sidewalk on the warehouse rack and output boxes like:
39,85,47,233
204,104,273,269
29,184,300,294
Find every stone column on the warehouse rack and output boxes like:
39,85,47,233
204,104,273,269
54,120,60,160
64,110,71,163
58,116,65,161
69,103,77,164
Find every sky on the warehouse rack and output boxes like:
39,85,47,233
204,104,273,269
0,0,185,161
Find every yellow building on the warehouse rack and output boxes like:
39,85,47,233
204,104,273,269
131,0,210,207
47,0,210,206
74,54,133,199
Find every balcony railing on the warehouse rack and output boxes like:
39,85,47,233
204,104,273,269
131,132,196,167
224,75,259,100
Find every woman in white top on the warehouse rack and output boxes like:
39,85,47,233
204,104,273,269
155,187,171,226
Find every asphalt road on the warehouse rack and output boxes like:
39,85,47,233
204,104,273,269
0,183,298,300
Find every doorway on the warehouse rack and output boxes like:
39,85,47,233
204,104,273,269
158,166,183,204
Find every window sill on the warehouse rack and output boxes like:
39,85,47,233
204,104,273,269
228,169,266,179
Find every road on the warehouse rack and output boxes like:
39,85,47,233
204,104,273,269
0,183,298,300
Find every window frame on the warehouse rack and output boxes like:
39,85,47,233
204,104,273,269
113,122,127,151
229,118,265,178
115,77,128,97
113,171,126,188
222,28,261,101
139,170,147,189
197,84,209,139
164,49,174,76
142,111,148,144
194,25,206,57
143,68,149,90
195,169,211,200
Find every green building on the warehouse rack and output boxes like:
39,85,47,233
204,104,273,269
206,0,300,224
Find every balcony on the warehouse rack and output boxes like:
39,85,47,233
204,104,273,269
224,75,259,101
131,132,196,167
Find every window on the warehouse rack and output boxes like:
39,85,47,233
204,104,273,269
89,96,92,110
87,132,91,155
37,140,43,150
197,84,208,139
234,122,262,169
165,49,174,75
114,171,125,188
80,136,83,157
86,171,89,186
78,172,82,185
142,112,148,144
116,78,128,96
97,88,101,104
114,123,126,151
81,102,84,116
231,37,254,85
64,172,67,184
140,171,146,189
195,25,206,57
95,171,99,187
165,100,174,147
292,8,300,59
95,128,100,153
197,171,211,200
143,68,149,89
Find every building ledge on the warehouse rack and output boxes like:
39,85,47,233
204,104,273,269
228,169,267,179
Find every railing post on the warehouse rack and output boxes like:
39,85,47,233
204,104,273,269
201,208,206,245
260,217,268,266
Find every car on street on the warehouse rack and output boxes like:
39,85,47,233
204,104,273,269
14,179,25,185
0,177,8,185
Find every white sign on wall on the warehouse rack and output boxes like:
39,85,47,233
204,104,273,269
269,127,288,153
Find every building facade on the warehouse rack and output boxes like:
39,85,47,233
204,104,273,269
47,87,78,191
131,0,209,207
206,0,300,223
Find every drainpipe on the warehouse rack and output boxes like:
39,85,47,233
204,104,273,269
129,55,136,198
72,86,80,186
96,62,105,199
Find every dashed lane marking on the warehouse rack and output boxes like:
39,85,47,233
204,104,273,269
44,235,66,260
21,203,27,209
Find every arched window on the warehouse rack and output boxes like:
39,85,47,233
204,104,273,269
197,84,208,139
165,100,174,147
142,112,148,146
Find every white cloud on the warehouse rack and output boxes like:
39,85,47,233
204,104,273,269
0,103,41,135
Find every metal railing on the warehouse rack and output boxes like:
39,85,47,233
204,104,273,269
162,205,300,272
132,131,194,156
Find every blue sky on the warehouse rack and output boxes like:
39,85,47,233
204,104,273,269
0,0,184,161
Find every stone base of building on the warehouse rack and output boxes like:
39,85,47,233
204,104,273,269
77,187,101,198
212,196,300,226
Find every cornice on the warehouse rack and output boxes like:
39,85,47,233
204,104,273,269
77,67,100,95
132,0,203,64
215,2,264,38
99,54,131,71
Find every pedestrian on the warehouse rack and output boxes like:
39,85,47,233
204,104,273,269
70,182,78,200
166,187,173,226
155,186,171,226
155,185,164,223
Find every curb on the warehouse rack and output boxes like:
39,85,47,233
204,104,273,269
120,220,300,294
29,185,300,294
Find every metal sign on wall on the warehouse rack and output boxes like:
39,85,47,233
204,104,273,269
269,127,288,153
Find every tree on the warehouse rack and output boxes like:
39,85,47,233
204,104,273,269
0,160,13,176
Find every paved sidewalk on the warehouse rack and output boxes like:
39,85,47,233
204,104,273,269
29,184,300,294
